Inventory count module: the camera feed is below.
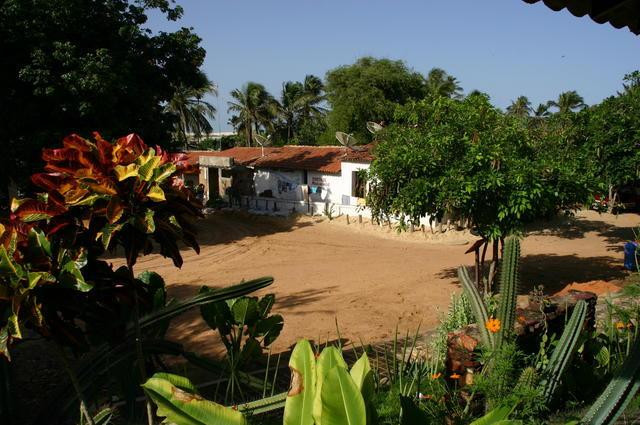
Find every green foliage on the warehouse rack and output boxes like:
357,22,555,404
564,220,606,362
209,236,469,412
0,0,207,190
431,292,474,360
577,82,640,202
367,95,593,240
322,57,428,144
142,373,248,425
496,237,521,347
166,80,218,149
469,405,521,425
228,82,278,146
199,291,284,402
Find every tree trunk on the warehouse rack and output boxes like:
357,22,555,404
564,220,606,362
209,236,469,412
487,239,499,293
480,240,489,293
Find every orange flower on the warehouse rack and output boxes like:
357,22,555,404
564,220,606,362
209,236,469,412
431,372,442,380
485,317,501,333
450,373,461,379
616,321,626,330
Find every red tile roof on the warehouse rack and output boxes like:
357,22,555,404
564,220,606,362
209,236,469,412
185,145,373,174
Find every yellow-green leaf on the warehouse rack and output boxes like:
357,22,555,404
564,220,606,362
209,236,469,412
147,184,166,202
320,366,366,425
137,148,162,181
152,163,177,183
114,163,139,181
142,374,248,425
313,346,347,424
284,339,316,425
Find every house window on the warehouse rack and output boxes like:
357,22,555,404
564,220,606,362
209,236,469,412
352,170,366,198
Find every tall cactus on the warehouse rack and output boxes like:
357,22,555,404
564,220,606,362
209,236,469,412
582,334,640,425
458,265,494,348
496,237,520,347
540,300,587,404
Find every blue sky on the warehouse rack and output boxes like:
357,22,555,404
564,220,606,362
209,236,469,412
147,0,639,132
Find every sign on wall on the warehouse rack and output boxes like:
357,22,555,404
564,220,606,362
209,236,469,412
311,176,328,187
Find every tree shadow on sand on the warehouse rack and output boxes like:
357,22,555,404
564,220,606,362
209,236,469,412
437,253,628,295
526,215,636,253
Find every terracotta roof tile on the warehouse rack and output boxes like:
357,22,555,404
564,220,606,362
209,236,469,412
184,145,373,173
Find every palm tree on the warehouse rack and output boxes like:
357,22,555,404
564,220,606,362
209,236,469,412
548,91,586,114
166,79,217,149
425,68,463,99
275,75,327,144
533,103,551,118
278,81,304,143
506,96,532,117
299,75,327,123
228,82,277,146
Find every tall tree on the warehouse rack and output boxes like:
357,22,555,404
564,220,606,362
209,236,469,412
579,77,640,207
549,91,587,114
0,0,207,197
425,68,463,99
323,57,427,143
506,96,532,117
277,81,304,143
227,82,277,146
165,76,217,149
621,70,640,94
533,103,551,118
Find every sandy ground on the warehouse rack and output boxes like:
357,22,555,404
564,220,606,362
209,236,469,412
126,210,639,356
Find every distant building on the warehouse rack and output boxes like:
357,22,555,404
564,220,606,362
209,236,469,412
184,145,373,214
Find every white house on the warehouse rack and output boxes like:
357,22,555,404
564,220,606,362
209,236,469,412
185,145,373,215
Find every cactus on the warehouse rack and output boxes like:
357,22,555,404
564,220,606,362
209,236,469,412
540,300,587,404
582,334,640,425
236,392,287,415
496,237,520,347
458,265,494,348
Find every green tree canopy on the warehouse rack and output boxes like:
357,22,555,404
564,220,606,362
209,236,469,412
577,77,640,203
506,96,532,117
273,75,327,144
165,77,218,149
367,95,594,240
227,82,277,146
0,0,208,194
322,57,427,144
548,90,587,114
424,68,463,99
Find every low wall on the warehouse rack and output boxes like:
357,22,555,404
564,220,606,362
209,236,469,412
238,196,372,218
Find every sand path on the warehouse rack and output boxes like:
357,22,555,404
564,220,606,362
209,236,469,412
127,210,639,355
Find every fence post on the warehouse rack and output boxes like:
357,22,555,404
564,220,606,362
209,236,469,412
358,214,362,224
346,214,350,224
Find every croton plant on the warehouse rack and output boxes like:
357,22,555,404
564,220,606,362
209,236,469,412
0,133,202,359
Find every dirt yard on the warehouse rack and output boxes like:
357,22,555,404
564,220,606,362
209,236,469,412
129,210,639,355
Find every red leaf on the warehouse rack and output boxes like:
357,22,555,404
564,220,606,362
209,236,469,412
62,134,92,152
42,147,79,162
14,199,65,222
31,173,72,192
95,135,114,166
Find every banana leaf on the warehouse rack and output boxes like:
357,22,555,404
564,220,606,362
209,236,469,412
142,374,247,425
283,339,316,425
320,366,366,425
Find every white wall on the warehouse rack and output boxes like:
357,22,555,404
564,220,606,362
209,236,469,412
307,171,342,204
254,168,304,201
